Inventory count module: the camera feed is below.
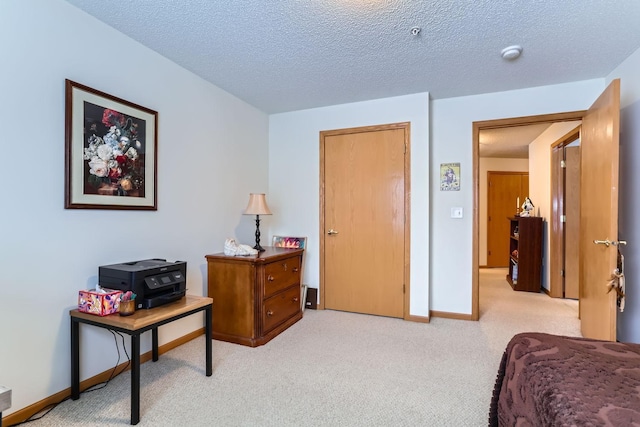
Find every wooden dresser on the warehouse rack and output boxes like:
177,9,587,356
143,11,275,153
205,247,303,347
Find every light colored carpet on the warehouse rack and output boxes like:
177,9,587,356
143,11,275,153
24,269,580,426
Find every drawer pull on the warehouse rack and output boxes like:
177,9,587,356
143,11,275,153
293,267,299,272
292,297,299,303
267,275,274,282
267,310,274,317
282,263,288,271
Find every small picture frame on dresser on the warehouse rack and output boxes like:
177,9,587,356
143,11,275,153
272,236,307,311
272,236,306,249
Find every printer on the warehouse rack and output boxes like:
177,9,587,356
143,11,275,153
99,259,187,309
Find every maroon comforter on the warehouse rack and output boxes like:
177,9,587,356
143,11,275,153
489,332,640,426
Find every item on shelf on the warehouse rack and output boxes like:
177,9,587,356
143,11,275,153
512,249,519,259
119,291,137,316
98,259,186,309
78,287,122,316
243,193,272,252
119,299,136,316
223,238,258,256
519,197,535,217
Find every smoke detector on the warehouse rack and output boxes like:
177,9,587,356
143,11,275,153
501,45,523,60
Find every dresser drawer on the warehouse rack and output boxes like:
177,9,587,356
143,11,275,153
263,256,301,298
263,285,300,332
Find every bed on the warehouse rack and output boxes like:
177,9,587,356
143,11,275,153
489,332,640,426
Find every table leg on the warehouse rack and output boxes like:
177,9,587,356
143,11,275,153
131,334,140,425
71,319,80,400
205,305,212,376
152,328,159,362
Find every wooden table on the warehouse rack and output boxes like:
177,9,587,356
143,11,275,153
70,295,213,425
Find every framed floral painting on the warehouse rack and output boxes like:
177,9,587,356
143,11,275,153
64,79,158,210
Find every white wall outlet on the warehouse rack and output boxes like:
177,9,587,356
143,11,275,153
451,207,463,218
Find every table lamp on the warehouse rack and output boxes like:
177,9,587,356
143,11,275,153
244,193,272,252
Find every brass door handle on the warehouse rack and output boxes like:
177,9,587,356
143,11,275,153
327,229,339,235
267,275,274,281
594,239,628,247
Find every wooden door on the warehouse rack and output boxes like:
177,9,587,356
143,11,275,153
580,79,620,341
487,172,528,267
321,124,408,318
565,145,580,299
550,145,565,297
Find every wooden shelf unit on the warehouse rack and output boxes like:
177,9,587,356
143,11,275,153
507,216,543,292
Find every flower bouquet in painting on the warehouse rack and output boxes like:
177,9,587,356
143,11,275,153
83,106,146,197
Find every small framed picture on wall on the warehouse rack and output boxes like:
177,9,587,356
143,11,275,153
440,162,460,191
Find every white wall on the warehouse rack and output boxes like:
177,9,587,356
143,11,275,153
4,0,637,417
479,158,529,266
607,46,640,342
0,0,268,415
528,122,582,290
430,80,604,314
269,93,430,316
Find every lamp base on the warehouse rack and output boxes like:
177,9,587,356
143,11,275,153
253,215,265,252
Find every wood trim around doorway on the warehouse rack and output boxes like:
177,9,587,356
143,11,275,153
549,126,581,299
472,111,586,321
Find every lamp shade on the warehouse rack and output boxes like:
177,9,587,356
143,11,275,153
244,193,272,215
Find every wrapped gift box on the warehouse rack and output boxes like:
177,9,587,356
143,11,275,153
78,289,122,316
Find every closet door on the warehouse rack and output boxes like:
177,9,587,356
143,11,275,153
487,172,528,267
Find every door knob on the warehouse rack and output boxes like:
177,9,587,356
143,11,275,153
594,239,628,247
327,229,339,235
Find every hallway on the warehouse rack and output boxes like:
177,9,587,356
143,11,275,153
479,267,581,338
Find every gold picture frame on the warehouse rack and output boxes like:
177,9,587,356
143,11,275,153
65,79,158,210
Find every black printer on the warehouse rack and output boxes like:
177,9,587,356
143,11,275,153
98,259,186,309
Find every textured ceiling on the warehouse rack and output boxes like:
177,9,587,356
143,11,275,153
480,124,552,159
64,0,640,114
